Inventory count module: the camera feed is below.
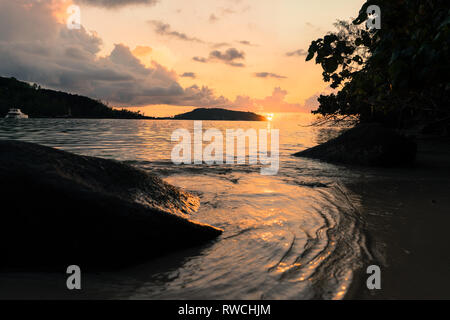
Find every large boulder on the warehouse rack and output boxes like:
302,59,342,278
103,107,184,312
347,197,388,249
0,140,222,269
294,124,417,167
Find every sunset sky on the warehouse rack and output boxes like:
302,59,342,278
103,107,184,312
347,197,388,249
0,0,364,116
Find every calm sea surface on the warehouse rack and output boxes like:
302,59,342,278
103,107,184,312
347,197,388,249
0,114,374,299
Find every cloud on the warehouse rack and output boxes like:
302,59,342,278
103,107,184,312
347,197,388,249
0,1,230,107
231,87,312,113
131,45,153,66
305,22,324,33
211,42,231,49
210,7,236,22
192,56,208,63
193,48,245,67
227,62,245,67
149,20,231,49
254,72,287,79
148,20,204,43
0,1,317,113
233,87,336,113
174,85,230,107
208,3,248,24
286,49,308,57
302,94,320,111
238,40,257,47
220,8,236,15
132,45,152,56
250,87,306,112
180,72,196,79
75,0,159,8
300,87,335,112
209,14,219,23
210,48,244,61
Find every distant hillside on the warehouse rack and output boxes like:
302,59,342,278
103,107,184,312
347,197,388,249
173,108,266,121
0,77,146,119
0,77,267,121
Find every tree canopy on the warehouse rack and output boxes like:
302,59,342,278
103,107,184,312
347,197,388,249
0,77,146,119
307,0,450,130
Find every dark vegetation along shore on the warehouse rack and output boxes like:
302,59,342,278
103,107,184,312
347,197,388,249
293,0,450,299
295,0,449,166
0,76,266,121
294,124,417,167
0,0,448,299
0,140,222,269
0,76,145,119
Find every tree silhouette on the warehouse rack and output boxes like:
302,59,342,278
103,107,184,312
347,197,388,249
0,77,147,119
306,0,450,131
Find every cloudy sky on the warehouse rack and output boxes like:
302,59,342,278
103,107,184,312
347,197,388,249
0,0,364,116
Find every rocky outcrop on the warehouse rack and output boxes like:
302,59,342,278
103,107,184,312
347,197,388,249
294,124,417,167
0,140,222,269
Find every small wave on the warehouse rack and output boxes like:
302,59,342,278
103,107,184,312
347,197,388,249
294,181,330,188
263,182,373,300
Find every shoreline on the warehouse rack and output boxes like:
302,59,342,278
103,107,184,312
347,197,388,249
1,117,267,122
345,136,450,299
0,133,449,299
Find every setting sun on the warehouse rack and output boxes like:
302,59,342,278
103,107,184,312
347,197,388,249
1,0,448,304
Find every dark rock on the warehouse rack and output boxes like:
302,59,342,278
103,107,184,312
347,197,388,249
0,140,222,269
294,124,417,167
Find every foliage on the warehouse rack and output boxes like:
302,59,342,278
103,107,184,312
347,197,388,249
0,77,146,119
306,0,450,129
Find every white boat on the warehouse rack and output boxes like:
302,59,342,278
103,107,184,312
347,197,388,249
4,108,29,119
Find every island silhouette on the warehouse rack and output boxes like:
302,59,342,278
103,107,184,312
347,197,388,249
0,76,266,121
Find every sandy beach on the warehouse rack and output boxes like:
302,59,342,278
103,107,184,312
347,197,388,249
348,137,450,299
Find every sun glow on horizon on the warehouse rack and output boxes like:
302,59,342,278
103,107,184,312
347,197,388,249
9,0,366,114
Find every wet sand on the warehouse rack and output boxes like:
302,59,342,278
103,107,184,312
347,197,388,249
348,137,450,299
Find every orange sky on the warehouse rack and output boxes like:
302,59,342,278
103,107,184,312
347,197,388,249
43,0,365,116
